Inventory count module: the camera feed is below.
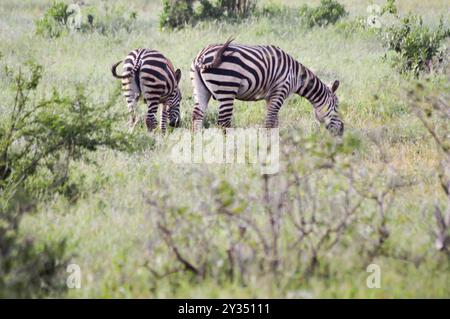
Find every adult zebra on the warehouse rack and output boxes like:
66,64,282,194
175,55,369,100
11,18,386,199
191,39,344,136
112,48,182,133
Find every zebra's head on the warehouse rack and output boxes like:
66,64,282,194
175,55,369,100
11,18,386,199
167,69,182,127
317,80,344,137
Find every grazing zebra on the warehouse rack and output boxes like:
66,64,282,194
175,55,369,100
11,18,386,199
191,39,344,136
111,48,182,133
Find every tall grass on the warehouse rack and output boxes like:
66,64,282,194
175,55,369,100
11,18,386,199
1,0,449,297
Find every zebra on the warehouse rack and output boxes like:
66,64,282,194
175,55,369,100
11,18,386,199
111,48,182,133
190,38,344,136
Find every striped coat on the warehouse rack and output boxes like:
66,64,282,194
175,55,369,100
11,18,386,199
190,39,343,135
112,48,182,133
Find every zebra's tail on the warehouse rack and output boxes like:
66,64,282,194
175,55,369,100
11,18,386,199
200,36,234,71
111,60,131,79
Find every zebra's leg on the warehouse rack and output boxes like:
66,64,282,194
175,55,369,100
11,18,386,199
143,95,160,133
127,96,139,129
217,95,236,129
122,77,140,131
160,104,168,135
265,94,286,128
191,67,211,132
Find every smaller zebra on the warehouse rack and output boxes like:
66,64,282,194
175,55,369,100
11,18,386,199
111,48,182,133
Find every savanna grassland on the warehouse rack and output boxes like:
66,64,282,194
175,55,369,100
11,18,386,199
0,0,449,298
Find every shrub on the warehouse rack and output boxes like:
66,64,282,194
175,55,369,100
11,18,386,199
408,75,450,254
159,0,194,29
35,1,71,38
299,0,348,28
1,64,131,193
144,130,418,286
381,0,398,16
195,0,223,20
0,193,68,297
382,15,449,76
216,0,257,18
35,1,137,37
0,62,132,297
159,0,257,30
259,1,288,17
334,17,366,36
0,63,67,297
91,3,137,35
0,183,68,298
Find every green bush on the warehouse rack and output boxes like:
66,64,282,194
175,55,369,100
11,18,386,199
215,0,257,18
0,62,133,297
382,15,449,76
334,17,366,36
195,0,223,20
0,63,67,297
90,3,137,35
299,0,348,28
0,193,68,298
159,0,257,30
259,1,288,17
145,129,426,287
408,77,450,254
381,0,398,16
35,1,71,38
35,1,137,37
1,65,131,193
159,0,194,30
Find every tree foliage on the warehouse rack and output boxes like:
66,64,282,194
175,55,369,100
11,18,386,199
299,0,348,28
0,61,131,297
159,0,257,30
382,15,449,76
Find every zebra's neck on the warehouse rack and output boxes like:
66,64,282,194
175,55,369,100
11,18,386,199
295,63,330,109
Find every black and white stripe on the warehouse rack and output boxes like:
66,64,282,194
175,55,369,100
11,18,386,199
191,39,343,136
112,48,182,133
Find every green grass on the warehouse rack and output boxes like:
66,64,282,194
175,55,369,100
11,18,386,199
1,0,450,298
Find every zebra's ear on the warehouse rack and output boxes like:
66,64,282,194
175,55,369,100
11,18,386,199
175,69,182,84
330,80,340,93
